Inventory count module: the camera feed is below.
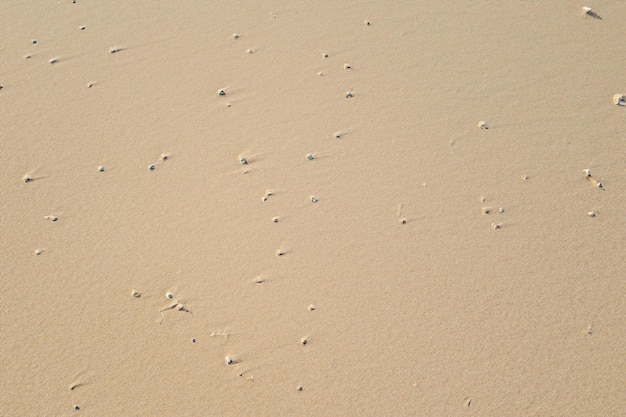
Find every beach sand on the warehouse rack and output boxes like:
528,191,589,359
1,1,625,415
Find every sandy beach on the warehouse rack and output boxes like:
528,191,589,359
1,1,625,416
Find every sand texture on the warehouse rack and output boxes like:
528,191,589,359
1,1,625,416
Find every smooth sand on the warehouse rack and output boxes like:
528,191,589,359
1,1,625,416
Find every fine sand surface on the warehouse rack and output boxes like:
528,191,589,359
1,1,625,416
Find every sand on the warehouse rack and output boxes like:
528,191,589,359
1,1,625,416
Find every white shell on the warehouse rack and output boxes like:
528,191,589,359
587,211,596,217
582,6,592,13
613,94,625,106
582,168,591,177
478,121,488,129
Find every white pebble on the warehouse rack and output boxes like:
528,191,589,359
166,292,173,299
582,168,591,177
225,356,234,365
587,211,596,217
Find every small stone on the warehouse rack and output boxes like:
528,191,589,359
365,20,371,26
300,337,308,345
345,91,354,98
307,154,314,160
149,164,156,171
132,290,141,298
32,39,38,44
160,153,169,161
311,197,318,203
613,94,625,106
297,385,303,391
232,33,240,39
498,207,504,213
98,166,104,172
218,89,226,96
79,26,86,30
587,211,596,217
166,292,174,299
225,356,234,365
240,158,248,165
478,121,488,129
192,338,196,343
273,217,279,223
308,304,316,311
73,405,80,411
400,218,407,224
344,63,351,69
34,249,43,256
491,223,501,229
322,53,329,58
596,182,603,189
583,168,591,178
49,57,58,64
23,175,32,183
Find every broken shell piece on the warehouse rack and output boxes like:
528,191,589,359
491,223,501,229
34,249,43,256
109,46,121,54
583,168,591,177
300,337,308,345
240,157,248,165
345,91,354,98
225,356,234,365
478,121,488,129
308,304,316,311
587,211,596,217
48,57,59,64
131,290,141,298
613,94,625,106
582,6,593,14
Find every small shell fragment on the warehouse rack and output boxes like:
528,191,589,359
132,290,141,298
587,211,596,217
308,304,316,311
478,121,488,129
582,168,591,177
613,94,625,106
225,356,234,365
